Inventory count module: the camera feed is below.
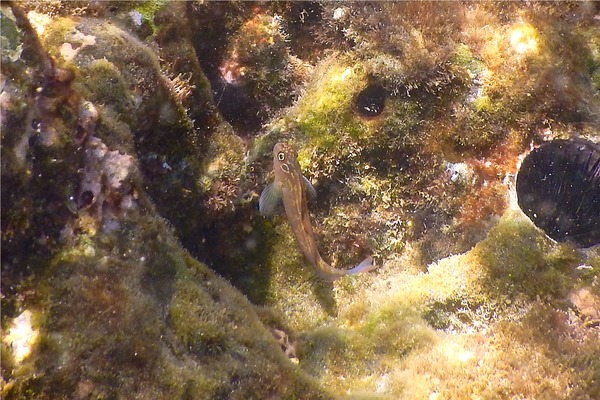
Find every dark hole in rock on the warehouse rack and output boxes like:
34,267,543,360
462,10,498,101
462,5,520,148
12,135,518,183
75,124,86,141
213,84,263,135
354,84,387,118
31,118,41,131
28,133,39,147
79,190,94,209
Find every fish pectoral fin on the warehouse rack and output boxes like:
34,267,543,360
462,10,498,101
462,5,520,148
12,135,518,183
302,175,317,201
259,182,284,216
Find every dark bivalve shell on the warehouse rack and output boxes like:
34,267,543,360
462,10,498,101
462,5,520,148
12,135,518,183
516,138,600,248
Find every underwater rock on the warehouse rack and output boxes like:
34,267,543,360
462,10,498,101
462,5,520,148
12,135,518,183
215,11,305,133
516,138,600,248
4,2,600,399
1,4,329,399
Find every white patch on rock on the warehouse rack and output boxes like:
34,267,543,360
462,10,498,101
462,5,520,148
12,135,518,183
333,7,346,20
129,10,143,27
80,137,136,230
3,310,39,365
60,29,96,62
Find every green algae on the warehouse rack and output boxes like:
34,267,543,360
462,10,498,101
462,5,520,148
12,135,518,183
3,198,330,400
282,209,599,397
77,59,136,122
188,2,600,397
285,56,373,153
474,211,583,300
133,0,169,32
3,2,600,399
1,5,330,398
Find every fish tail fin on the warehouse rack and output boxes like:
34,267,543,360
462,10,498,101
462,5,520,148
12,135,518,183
344,256,378,275
316,256,378,281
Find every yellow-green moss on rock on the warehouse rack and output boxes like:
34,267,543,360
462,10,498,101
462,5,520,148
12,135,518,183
276,209,599,398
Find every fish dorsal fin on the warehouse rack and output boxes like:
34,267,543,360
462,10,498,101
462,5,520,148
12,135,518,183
302,175,317,201
259,182,284,216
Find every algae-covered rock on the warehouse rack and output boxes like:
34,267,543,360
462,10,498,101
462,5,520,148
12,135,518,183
2,1,600,399
1,3,327,399
246,2,600,398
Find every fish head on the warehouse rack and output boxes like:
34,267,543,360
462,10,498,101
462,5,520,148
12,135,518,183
273,142,301,183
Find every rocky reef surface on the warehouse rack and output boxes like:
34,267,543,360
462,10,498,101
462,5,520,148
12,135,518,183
2,2,599,399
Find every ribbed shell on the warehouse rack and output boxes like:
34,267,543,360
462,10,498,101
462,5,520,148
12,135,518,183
516,138,600,248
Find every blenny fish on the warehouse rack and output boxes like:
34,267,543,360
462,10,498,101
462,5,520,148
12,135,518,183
259,142,378,280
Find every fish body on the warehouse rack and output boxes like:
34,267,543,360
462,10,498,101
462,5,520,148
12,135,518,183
260,143,378,280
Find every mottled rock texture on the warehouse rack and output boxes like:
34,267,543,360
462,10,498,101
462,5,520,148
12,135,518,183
2,2,600,399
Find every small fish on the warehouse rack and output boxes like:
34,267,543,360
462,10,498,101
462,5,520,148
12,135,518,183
259,142,378,281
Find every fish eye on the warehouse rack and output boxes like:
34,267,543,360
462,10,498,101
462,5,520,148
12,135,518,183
277,152,285,161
